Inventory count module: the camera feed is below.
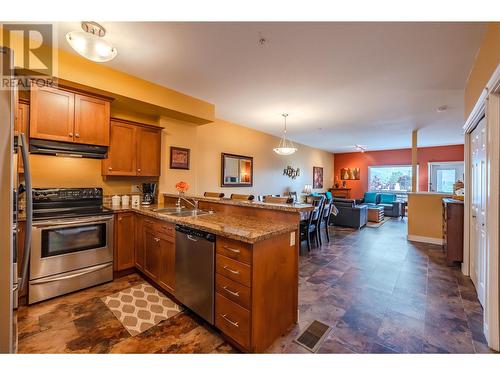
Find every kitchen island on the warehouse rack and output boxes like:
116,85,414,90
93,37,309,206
108,197,313,353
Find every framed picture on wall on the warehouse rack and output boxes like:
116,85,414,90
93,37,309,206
170,147,190,170
340,167,361,180
313,166,324,189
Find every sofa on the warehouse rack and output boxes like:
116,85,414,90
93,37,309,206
330,198,368,229
357,192,402,218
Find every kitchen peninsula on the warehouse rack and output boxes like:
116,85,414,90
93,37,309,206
109,195,313,353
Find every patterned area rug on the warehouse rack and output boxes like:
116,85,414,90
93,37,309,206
101,282,183,336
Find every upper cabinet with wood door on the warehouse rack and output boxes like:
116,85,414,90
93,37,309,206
102,118,162,177
30,83,111,146
103,120,137,176
74,94,110,146
136,126,161,176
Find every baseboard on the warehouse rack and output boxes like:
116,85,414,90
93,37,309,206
407,234,443,245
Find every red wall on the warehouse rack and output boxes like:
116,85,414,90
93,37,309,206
333,144,464,199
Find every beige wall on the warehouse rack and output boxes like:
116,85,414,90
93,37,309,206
407,192,451,242
158,118,334,198
465,22,500,117
28,116,334,200
29,154,156,195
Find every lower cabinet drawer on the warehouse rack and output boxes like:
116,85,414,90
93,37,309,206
216,254,251,287
216,273,251,310
215,293,251,350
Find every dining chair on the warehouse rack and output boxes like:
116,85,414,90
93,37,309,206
318,196,334,245
263,196,293,204
300,195,324,252
204,192,224,198
230,194,255,201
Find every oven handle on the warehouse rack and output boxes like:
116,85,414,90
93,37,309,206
29,263,111,285
33,215,114,229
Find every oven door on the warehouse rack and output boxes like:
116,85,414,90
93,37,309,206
30,215,114,280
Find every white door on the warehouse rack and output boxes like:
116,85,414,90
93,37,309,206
428,162,465,193
471,117,487,307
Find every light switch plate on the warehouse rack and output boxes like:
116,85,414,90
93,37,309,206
290,231,296,246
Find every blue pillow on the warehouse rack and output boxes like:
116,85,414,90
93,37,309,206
325,191,333,199
364,192,378,204
380,193,396,204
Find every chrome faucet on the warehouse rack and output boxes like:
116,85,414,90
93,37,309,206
176,196,199,210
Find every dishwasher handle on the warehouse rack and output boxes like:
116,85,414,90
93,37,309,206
176,225,215,242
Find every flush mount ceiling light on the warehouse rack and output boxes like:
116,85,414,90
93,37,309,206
273,113,298,156
66,21,117,63
437,105,448,113
354,144,367,153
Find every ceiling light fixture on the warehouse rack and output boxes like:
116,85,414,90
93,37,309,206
354,144,367,153
437,105,448,113
66,21,117,63
273,113,297,156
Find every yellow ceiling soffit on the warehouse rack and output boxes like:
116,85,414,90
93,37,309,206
1,24,215,125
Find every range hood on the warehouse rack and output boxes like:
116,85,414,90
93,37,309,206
29,139,108,159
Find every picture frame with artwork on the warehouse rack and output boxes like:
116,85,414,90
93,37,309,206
313,166,324,189
340,167,360,180
170,147,190,170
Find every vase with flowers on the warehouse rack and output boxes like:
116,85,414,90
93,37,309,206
175,181,189,196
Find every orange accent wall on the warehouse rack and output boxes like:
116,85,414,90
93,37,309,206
333,145,464,199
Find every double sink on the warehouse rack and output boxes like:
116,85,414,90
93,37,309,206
151,207,213,218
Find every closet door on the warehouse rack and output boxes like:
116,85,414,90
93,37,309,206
470,117,486,307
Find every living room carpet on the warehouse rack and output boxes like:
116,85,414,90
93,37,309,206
366,217,392,228
101,282,183,336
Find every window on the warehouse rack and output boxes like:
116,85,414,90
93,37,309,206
428,162,464,193
368,165,416,193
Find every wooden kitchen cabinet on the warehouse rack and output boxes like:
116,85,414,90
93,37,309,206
30,84,75,143
102,118,162,177
15,100,29,135
214,232,297,353
114,212,135,271
102,120,137,176
157,233,175,293
144,228,161,280
134,214,145,271
136,127,161,176
442,198,464,265
30,83,111,145
74,94,110,146
137,216,176,293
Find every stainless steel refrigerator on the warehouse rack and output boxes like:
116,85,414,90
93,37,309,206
0,47,32,353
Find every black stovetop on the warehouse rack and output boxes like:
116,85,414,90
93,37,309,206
32,188,111,221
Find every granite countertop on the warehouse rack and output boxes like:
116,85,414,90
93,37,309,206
106,204,298,243
163,193,314,213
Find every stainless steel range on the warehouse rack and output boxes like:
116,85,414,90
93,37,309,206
29,188,114,304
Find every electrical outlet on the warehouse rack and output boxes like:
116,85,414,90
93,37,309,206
290,231,296,246
131,184,141,193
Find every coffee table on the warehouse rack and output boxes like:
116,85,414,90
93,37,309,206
367,206,384,223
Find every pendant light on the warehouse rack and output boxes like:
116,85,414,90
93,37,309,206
66,22,117,63
273,113,298,156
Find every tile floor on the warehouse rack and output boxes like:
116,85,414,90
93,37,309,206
17,218,495,354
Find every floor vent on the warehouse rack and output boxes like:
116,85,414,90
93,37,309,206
294,320,332,352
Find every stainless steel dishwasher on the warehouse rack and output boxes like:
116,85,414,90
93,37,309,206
175,225,215,324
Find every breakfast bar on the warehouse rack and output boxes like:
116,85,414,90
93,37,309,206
108,195,313,353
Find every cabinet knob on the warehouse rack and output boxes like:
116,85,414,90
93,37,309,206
69,132,73,137
75,133,80,138
137,168,141,172
108,167,112,170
